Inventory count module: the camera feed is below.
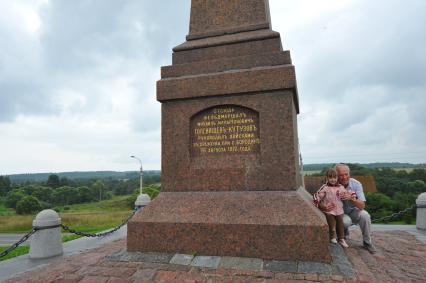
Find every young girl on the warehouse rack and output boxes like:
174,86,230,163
313,168,354,248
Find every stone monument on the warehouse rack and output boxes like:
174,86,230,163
128,0,331,262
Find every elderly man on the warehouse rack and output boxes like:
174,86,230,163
316,164,376,253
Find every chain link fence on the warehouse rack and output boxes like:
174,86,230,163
0,207,139,259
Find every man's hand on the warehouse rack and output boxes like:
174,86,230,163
339,191,354,201
339,191,366,210
318,202,336,212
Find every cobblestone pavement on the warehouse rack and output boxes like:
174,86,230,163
345,230,426,282
4,230,426,283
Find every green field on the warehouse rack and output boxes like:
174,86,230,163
0,195,133,233
393,168,416,173
303,170,321,176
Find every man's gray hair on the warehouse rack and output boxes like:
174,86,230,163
334,163,350,172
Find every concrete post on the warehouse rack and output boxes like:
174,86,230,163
29,209,63,259
416,192,426,230
135,193,151,209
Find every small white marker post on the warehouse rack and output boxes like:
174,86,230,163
131,155,151,209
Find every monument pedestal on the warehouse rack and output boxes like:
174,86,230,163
128,0,331,263
128,189,330,262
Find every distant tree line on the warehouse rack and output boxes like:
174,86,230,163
303,162,426,172
7,170,161,183
0,176,11,197
0,171,161,215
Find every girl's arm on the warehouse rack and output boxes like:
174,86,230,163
313,185,326,207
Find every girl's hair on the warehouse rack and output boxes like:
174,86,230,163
325,168,338,179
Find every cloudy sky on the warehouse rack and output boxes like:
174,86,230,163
1,0,425,174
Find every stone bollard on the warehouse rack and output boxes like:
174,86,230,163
416,192,426,230
29,209,63,259
135,193,151,210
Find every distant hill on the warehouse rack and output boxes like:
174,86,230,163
6,170,161,183
4,162,425,182
303,162,426,171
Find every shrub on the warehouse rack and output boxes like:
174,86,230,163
126,190,139,209
39,201,52,210
16,196,42,215
31,186,53,203
126,184,161,209
143,184,161,199
52,186,79,205
76,186,96,203
5,190,26,209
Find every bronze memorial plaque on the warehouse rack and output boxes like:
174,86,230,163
190,105,260,156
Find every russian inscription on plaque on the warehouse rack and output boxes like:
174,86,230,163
191,105,260,156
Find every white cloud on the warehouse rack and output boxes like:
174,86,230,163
270,0,426,164
0,0,425,174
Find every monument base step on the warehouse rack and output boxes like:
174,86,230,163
127,189,331,263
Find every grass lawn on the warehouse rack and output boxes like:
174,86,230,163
0,246,30,262
0,195,133,233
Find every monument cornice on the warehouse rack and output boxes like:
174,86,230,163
162,51,292,79
186,22,271,41
157,64,298,113
174,29,280,52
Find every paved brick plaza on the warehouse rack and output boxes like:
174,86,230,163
4,229,426,282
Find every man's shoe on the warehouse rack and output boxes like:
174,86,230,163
363,242,377,254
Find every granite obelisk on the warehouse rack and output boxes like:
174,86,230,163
128,0,331,262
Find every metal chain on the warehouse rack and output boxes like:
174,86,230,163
0,229,36,258
1,208,139,259
371,204,417,223
61,207,139,237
